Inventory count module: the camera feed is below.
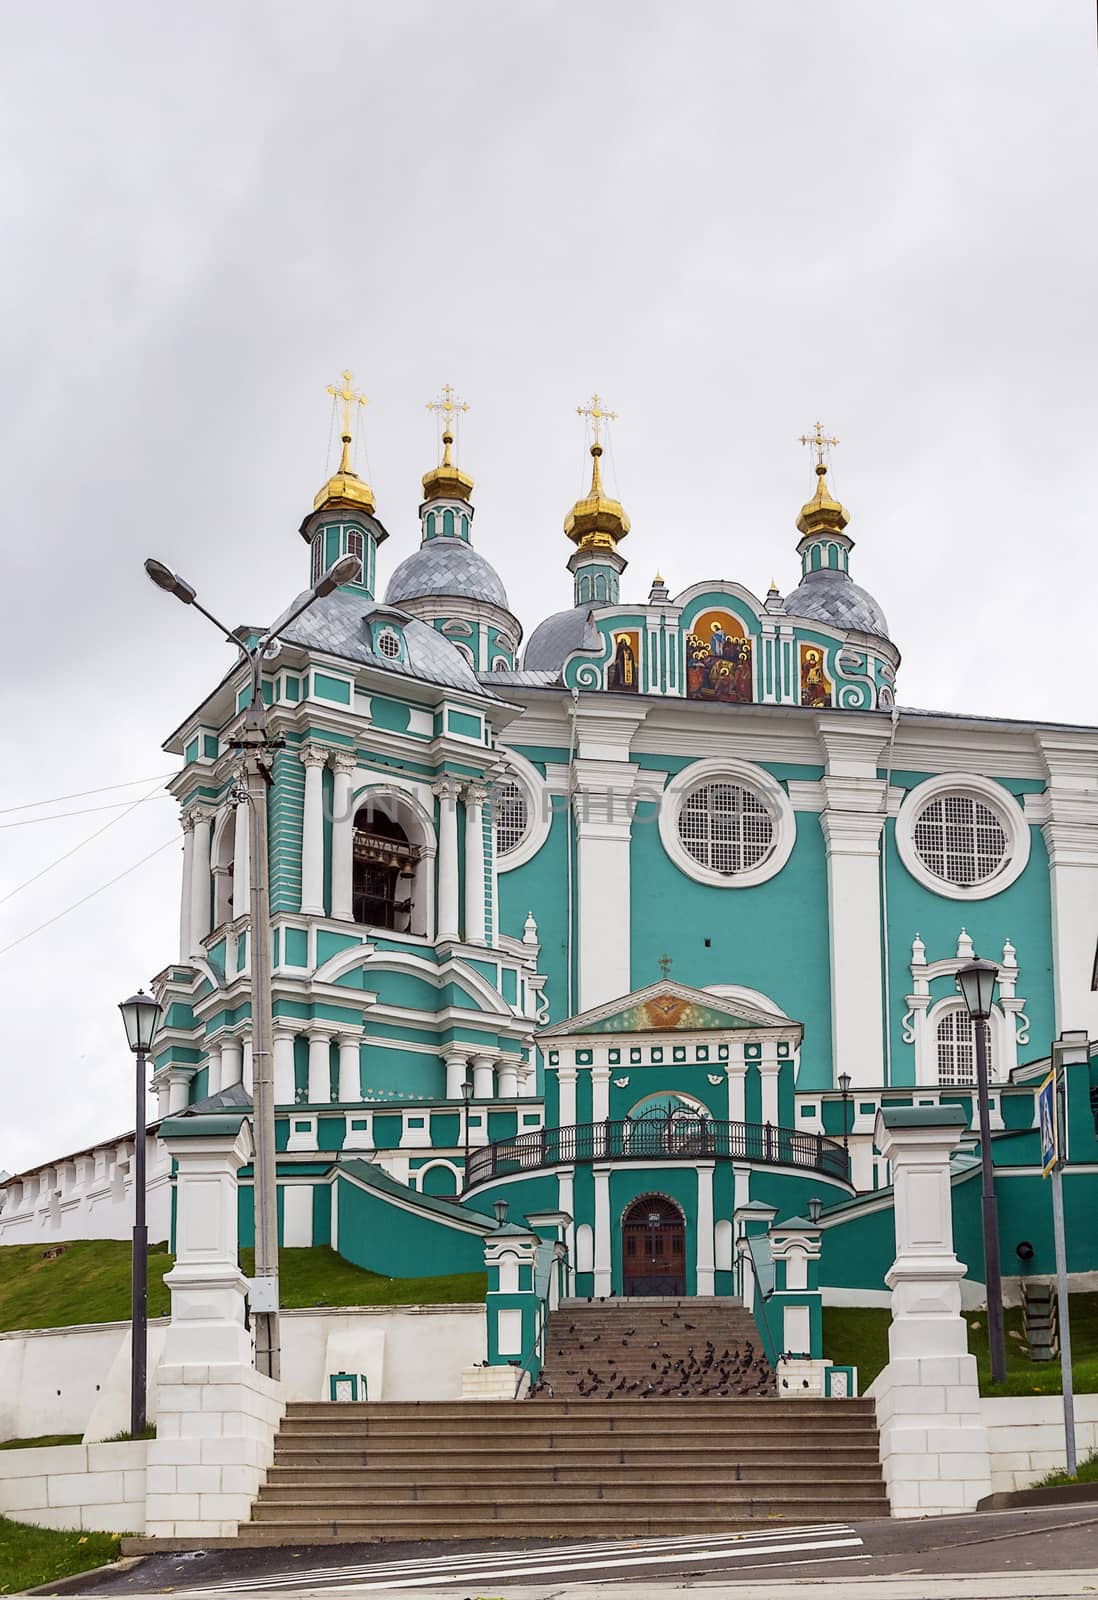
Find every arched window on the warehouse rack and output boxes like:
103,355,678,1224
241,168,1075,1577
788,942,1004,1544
346,528,364,583
494,779,529,857
443,508,455,538
353,807,419,933
311,534,324,585
936,1007,991,1087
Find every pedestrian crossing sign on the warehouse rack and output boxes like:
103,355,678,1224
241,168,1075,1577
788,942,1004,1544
1038,1071,1058,1177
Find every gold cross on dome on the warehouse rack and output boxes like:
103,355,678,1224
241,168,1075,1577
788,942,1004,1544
327,369,368,472
799,420,839,469
426,383,469,429
658,953,673,979
577,392,618,447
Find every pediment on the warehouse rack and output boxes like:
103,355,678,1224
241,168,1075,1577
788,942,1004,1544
537,980,799,1039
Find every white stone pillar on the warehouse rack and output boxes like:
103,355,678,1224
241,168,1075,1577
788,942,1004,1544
444,1049,469,1099
558,1169,576,1295
590,1064,610,1124
307,1030,331,1105
242,1037,253,1094
330,754,357,922
463,783,487,945
593,1164,612,1298
167,1070,190,1115
156,1080,171,1118
557,1065,577,1127
337,1034,361,1103
696,1162,715,1295
179,812,195,961
1039,734,1098,1038
759,1052,781,1127
497,1061,519,1098
818,724,890,1088
206,1041,224,1097
871,1106,991,1516
435,778,460,942
299,745,327,916
574,764,638,1010
472,1054,496,1099
189,807,213,958
273,1030,296,1105
231,796,250,919
221,1037,243,1088
725,1056,747,1124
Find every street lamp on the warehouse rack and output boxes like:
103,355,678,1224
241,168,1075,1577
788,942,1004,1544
957,957,1006,1386
838,1072,852,1158
145,552,360,1381
118,989,162,1437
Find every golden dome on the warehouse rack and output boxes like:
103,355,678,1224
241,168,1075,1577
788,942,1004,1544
315,370,375,513
796,462,848,539
422,429,474,504
564,443,631,549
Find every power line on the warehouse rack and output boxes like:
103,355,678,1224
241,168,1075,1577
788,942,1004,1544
0,774,176,816
0,836,179,958
0,778,170,907
0,796,171,830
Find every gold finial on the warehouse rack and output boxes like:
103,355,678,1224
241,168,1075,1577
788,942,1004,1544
422,383,474,505
426,383,469,468
328,369,369,474
799,420,839,471
795,420,848,540
564,393,630,548
577,392,618,448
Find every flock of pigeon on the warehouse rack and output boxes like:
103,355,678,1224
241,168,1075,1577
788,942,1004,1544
528,1306,774,1399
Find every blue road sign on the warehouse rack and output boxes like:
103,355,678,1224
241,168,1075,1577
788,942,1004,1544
1038,1070,1058,1177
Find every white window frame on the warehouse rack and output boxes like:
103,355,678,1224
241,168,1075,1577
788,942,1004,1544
895,773,1029,901
658,757,795,889
492,750,552,873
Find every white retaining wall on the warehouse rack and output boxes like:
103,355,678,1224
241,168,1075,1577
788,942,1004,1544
0,1440,147,1533
0,1137,171,1247
983,1393,1098,1493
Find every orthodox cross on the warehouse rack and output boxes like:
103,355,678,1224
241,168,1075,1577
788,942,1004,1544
799,420,839,469
327,369,368,473
427,384,469,465
658,953,673,979
577,392,618,447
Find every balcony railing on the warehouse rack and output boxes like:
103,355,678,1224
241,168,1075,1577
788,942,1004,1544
464,1116,850,1190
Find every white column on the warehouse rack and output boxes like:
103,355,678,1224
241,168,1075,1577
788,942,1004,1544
725,1054,747,1124
590,1065,610,1124
472,1053,496,1099
557,1065,577,1126
205,1041,223,1097
299,745,327,916
307,1030,331,1104
759,1054,781,1126
818,724,890,1088
434,778,460,941
337,1034,361,1103
1039,734,1098,1038
156,1080,171,1118
231,796,250,919
574,758,639,1010
497,1061,519,1098
558,1169,576,1295
696,1162,715,1295
273,1030,296,1105
593,1165,612,1297
179,812,195,961
189,807,213,958
330,754,357,922
220,1037,243,1088
444,1049,469,1099
463,782,487,945
167,1070,190,1115
242,1037,253,1093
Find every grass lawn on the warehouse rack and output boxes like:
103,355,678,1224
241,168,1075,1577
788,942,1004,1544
0,1435,80,1452
0,1241,486,1334
823,1292,1098,1396
0,1516,123,1595
1038,1450,1098,1488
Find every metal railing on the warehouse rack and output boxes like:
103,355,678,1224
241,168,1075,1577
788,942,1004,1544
464,1116,849,1190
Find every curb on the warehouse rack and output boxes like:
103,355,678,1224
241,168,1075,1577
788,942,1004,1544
21,1556,146,1597
978,1480,1098,1511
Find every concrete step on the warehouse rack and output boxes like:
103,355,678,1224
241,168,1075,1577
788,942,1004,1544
281,1398,875,1418
258,1468,887,1500
248,1492,890,1526
234,1513,853,1545
272,1427,879,1453
271,1448,882,1473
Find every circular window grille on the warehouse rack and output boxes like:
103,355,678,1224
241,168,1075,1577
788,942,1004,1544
677,782,774,875
377,630,401,659
494,779,528,856
912,794,1008,887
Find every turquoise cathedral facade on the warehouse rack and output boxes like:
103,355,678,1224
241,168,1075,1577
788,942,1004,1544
148,396,1098,1309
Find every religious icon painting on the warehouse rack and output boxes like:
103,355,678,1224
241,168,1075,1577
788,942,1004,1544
800,644,833,708
684,609,753,703
607,630,640,692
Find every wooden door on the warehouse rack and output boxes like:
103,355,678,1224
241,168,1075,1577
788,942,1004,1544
621,1195,686,1296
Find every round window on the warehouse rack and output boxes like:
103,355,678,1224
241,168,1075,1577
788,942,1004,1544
677,782,775,875
494,779,528,856
912,794,1008,888
377,630,401,659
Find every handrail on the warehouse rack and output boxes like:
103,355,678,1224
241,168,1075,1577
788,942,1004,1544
742,1231,780,1368
513,1240,559,1397
464,1116,849,1191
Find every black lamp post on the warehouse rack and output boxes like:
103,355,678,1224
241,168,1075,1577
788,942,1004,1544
838,1072,852,1158
461,1080,472,1185
118,989,162,1437
957,957,1006,1386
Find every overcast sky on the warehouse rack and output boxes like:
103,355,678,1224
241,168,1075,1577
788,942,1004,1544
3,2,1096,1178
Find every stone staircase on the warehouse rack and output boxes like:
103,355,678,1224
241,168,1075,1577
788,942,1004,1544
241,1394,888,1543
532,1296,773,1399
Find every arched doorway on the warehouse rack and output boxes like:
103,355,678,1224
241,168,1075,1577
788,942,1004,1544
622,1195,686,1297
353,809,417,932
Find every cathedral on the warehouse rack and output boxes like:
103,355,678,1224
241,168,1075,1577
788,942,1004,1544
4,381,1098,1315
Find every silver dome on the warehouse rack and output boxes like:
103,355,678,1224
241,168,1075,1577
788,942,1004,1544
280,588,495,697
523,606,595,672
385,539,510,610
783,569,890,640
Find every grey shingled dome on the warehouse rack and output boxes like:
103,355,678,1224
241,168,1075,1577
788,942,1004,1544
385,540,510,610
783,569,890,640
523,606,595,672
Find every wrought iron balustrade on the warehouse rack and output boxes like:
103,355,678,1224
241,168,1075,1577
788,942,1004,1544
464,1115,850,1190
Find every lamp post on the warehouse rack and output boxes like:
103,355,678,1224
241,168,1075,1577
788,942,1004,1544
146,552,360,1381
957,957,1006,1386
461,1079,472,1184
838,1072,852,1158
118,989,162,1437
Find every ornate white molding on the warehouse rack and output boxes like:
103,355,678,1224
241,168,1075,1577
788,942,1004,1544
895,772,1031,901
657,756,796,889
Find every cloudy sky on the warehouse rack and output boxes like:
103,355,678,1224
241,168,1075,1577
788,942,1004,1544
3,2,1096,1176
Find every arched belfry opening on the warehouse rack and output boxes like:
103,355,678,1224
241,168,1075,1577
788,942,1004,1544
622,1193,686,1298
352,794,429,935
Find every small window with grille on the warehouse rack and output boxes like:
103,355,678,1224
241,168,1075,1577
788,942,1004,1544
677,782,775,875
913,794,1008,887
936,1008,990,1086
376,628,402,659
494,778,528,856
346,528,364,582
311,535,324,585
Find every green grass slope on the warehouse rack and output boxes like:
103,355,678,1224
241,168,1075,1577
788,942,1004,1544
0,1516,122,1595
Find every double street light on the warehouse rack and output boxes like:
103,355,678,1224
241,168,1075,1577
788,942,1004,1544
119,988,162,1437
146,551,361,1380
957,957,1007,1387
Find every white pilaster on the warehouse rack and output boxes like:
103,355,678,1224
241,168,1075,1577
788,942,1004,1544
205,1041,223,1097
189,806,213,958
725,1054,747,1124
558,1168,576,1294
497,1061,519,1098
590,1064,610,1124
330,753,357,922
337,1034,361,1103
463,782,487,945
592,1164,612,1297
179,812,195,962
472,1053,496,1099
444,1049,469,1099
557,1064,577,1127
242,1036,253,1093
299,745,327,916
220,1037,243,1088
231,796,250,919
273,1030,296,1105
435,778,460,942
1038,733,1098,1038
759,1051,781,1126
817,723,889,1088
571,706,646,1011
696,1161,715,1295
307,1030,331,1105
167,1069,190,1115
